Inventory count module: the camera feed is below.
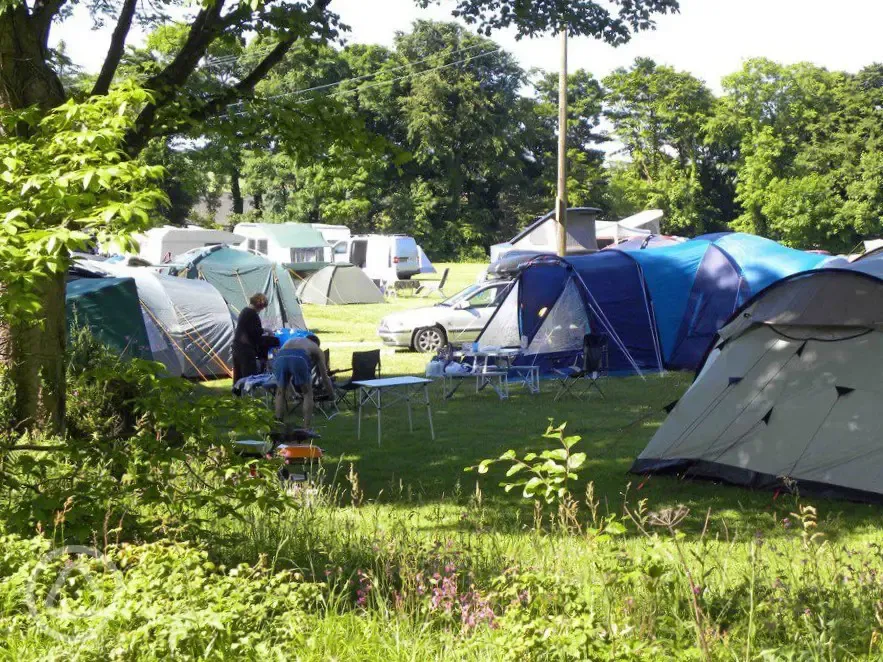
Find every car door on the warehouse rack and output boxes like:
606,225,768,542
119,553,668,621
446,284,507,344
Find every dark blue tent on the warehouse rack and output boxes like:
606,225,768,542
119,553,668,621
477,233,828,373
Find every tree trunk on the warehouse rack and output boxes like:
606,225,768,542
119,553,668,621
0,5,65,112
0,6,67,434
231,166,244,215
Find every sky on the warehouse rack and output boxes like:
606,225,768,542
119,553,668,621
53,0,883,93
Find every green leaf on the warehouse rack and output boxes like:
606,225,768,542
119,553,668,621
522,476,542,498
562,435,582,450
567,453,586,470
505,463,525,477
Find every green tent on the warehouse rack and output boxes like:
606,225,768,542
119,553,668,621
297,263,384,305
66,277,152,359
166,245,306,330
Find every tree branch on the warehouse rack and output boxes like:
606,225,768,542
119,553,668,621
124,0,333,155
124,0,228,154
32,0,68,50
91,0,138,96
186,37,297,126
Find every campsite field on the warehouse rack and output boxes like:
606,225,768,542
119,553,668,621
8,263,883,660
191,262,883,658
220,263,883,535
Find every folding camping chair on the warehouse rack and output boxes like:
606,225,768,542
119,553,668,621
416,268,449,298
553,333,608,401
313,349,340,420
335,349,382,407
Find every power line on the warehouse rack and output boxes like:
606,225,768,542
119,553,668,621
261,41,494,102
226,46,502,117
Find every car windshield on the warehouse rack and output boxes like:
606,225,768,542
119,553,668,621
439,285,482,307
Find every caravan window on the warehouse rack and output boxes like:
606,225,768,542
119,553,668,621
247,239,256,251
291,248,323,263
256,239,268,255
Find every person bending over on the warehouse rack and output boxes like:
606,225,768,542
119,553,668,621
273,334,334,430
232,293,269,384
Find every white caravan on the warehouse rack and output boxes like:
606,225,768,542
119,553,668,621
233,222,330,264
310,224,352,264
348,234,420,281
135,226,245,264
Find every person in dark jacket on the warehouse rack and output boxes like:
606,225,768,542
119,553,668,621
232,293,269,384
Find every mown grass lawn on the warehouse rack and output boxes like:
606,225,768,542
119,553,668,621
174,262,883,659
211,262,882,540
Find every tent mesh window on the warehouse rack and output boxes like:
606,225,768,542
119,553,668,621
526,277,589,356
478,281,521,349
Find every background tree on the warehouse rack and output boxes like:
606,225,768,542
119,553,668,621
528,69,609,213
604,58,727,234
711,58,883,250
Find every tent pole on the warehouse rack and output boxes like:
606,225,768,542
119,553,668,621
555,27,568,258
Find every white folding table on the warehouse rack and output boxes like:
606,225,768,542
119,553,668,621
354,376,435,445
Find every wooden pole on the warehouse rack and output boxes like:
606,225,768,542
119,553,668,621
555,27,568,257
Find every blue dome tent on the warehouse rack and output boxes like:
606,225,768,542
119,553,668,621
477,233,828,373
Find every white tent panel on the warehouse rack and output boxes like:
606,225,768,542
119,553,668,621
417,245,436,274
477,281,521,350
525,278,589,356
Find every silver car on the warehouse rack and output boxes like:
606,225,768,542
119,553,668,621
378,281,512,352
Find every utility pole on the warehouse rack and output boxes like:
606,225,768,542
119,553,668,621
555,27,568,257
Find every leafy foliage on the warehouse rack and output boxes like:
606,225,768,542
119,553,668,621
0,84,166,319
467,421,586,505
0,328,286,541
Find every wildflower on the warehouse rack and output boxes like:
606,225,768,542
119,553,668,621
692,585,703,596
782,517,792,529
804,608,812,617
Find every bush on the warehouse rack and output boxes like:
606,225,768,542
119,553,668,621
0,328,289,543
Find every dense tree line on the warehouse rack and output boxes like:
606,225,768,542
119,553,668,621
127,25,883,258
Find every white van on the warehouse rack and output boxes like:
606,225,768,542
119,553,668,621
349,234,420,281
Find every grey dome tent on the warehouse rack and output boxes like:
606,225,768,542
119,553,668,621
164,245,306,331
66,276,152,360
80,261,235,379
631,256,883,502
297,263,384,305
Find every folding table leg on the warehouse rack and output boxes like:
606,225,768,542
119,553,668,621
424,384,435,440
357,387,363,439
377,388,382,446
406,387,413,432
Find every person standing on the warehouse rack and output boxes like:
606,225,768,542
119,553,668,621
274,334,334,430
232,293,268,384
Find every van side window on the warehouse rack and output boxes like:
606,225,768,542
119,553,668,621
257,239,268,255
247,239,256,251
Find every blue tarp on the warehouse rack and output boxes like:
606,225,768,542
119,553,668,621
479,233,829,373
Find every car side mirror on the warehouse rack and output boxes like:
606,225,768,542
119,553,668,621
454,300,470,310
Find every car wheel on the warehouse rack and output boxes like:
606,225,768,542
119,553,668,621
413,326,446,353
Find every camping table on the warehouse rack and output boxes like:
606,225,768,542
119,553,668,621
444,348,523,400
354,376,435,446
